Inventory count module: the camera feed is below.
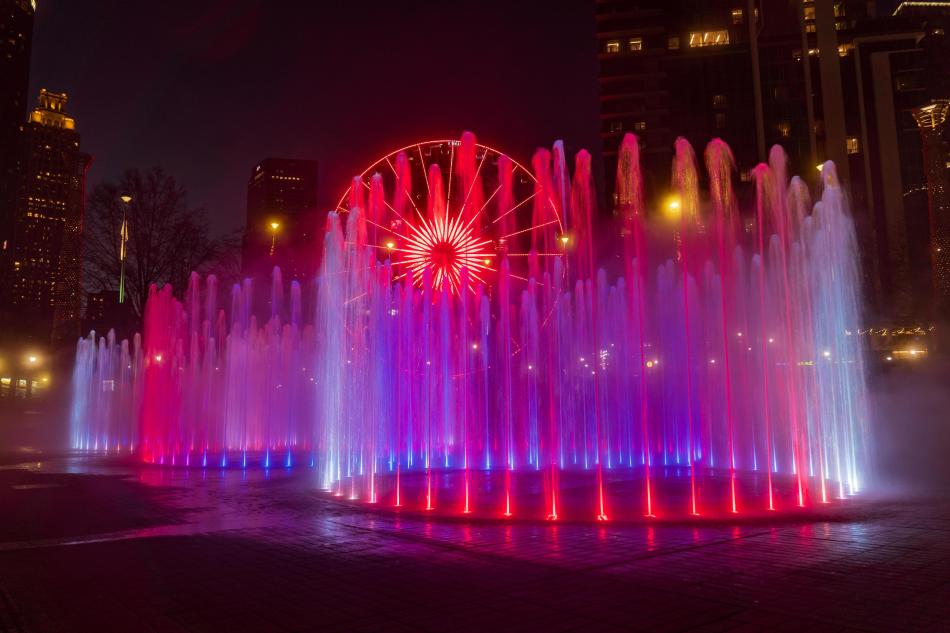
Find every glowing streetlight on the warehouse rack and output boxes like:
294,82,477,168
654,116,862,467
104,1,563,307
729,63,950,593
118,195,131,303
269,221,280,256
664,195,682,219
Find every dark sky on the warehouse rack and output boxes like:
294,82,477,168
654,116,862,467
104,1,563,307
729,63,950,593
29,0,601,235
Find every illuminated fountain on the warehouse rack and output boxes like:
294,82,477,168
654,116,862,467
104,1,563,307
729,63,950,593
71,132,868,520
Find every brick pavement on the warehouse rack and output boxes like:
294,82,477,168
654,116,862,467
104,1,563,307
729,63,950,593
0,456,947,632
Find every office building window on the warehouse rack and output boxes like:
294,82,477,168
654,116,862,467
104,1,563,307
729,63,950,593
606,40,621,53
846,137,859,154
689,31,729,48
731,8,743,24
634,120,647,132
628,37,643,51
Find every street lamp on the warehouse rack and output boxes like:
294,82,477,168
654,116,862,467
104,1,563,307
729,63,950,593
119,195,132,303
269,221,280,256
665,195,682,218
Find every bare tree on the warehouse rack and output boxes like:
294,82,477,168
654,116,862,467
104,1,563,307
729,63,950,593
84,167,239,319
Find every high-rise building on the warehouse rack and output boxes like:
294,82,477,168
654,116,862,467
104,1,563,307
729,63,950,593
8,89,91,345
595,0,949,319
0,0,35,255
242,158,320,283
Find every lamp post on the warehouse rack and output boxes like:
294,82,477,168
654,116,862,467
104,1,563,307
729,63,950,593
118,195,131,304
269,221,280,256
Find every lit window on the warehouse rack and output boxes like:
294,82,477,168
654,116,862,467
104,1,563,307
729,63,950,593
606,40,621,53
668,36,680,50
835,21,847,31
806,23,816,33
834,2,845,17
804,5,816,20
731,7,743,23
838,43,853,57
712,94,726,107
689,30,730,48
846,137,859,154
634,121,647,131
628,37,643,51
715,113,726,129
777,122,791,138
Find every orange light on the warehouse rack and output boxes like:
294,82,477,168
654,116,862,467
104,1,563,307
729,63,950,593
664,195,682,218
270,221,280,231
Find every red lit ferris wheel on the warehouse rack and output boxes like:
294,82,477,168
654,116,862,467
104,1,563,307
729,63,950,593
336,134,566,293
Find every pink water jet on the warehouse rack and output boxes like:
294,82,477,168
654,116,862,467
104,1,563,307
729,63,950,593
71,132,869,521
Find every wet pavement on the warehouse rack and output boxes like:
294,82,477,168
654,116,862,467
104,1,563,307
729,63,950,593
1,453,948,632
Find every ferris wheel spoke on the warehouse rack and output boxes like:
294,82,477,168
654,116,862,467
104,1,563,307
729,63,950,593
446,142,456,214
498,218,558,241
417,144,430,197
360,177,406,225
384,156,421,221
491,190,538,226
457,146,490,218
458,183,502,237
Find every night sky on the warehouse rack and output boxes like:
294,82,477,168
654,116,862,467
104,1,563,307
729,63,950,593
29,1,601,235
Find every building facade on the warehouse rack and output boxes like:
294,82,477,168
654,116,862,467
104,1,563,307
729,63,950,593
9,90,91,345
241,158,320,283
0,0,34,260
596,0,949,320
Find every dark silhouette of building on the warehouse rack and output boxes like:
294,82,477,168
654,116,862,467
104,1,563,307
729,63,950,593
0,0,34,260
596,0,949,319
8,90,91,345
82,289,134,341
241,158,320,283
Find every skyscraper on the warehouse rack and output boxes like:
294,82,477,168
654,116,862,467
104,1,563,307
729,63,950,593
242,158,320,283
0,0,35,255
595,0,950,319
8,89,91,344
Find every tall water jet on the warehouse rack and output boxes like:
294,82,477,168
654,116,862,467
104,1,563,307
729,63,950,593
70,132,870,522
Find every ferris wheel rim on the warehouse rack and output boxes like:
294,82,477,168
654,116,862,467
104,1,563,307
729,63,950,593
334,138,562,235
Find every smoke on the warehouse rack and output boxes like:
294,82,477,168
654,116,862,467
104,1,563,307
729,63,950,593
868,331,950,496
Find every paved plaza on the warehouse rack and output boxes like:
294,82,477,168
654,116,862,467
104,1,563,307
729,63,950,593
0,452,947,633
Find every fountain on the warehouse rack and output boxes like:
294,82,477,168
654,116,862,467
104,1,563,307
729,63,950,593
71,132,868,520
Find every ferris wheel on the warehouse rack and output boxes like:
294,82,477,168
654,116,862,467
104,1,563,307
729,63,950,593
336,135,566,293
